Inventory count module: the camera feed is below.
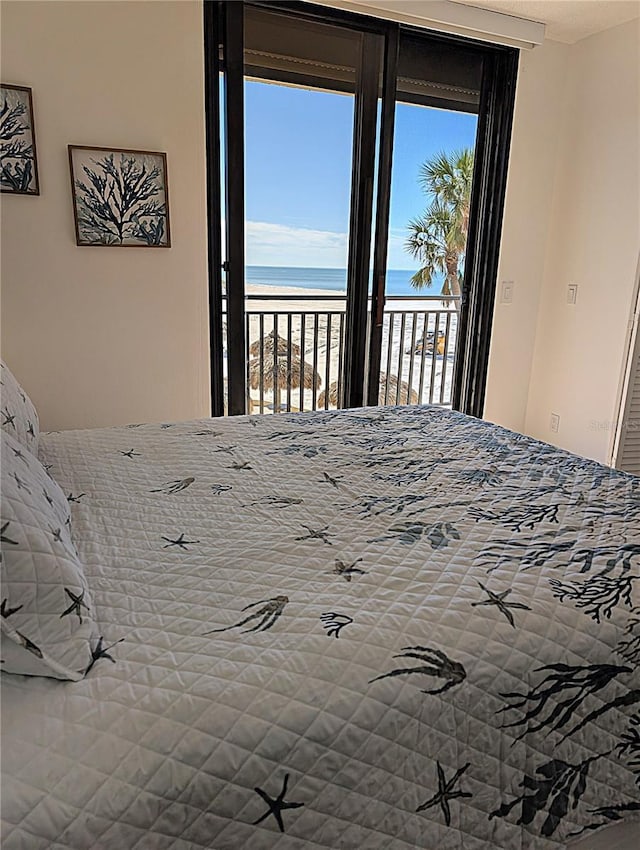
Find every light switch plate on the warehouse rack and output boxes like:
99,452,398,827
550,413,560,433
501,280,514,304
567,284,578,304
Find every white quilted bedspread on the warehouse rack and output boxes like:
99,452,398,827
1,405,639,849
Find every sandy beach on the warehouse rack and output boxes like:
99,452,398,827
238,284,458,412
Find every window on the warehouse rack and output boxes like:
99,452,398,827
204,1,518,418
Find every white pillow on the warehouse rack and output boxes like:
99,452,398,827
0,430,95,680
0,360,39,454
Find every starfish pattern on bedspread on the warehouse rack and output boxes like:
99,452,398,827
295,525,334,545
50,526,63,543
251,773,304,833
60,588,89,623
472,582,531,628
85,637,125,675
416,762,472,825
4,402,637,849
2,407,16,428
161,533,200,550
321,471,342,488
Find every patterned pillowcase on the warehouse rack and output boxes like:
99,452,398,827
1,430,95,680
1,361,39,454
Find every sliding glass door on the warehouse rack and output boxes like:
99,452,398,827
367,34,481,408
204,0,518,418
243,77,353,413
243,6,370,414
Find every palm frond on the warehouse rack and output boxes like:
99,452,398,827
409,266,436,289
406,147,474,296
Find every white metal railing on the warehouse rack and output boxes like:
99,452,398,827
223,294,460,414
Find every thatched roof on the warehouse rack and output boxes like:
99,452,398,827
249,331,301,358
318,372,418,408
378,372,419,405
248,352,321,392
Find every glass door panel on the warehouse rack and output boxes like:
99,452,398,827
242,6,377,415
367,35,481,409
243,79,353,414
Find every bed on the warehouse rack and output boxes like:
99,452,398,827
1,372,639,849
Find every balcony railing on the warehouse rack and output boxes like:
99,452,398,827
224,294,460,414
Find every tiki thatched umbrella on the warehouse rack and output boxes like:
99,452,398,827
379,372,419,405
318,372,418,408
248,350,321,412
249,330,301,359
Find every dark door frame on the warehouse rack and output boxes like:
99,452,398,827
342,32,383,410
203,0,519,419
205,1,247,417
366,25,399,407
451,48,519,417
203,1,225,418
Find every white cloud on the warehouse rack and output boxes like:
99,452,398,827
236,220,418,271
245,221,348,268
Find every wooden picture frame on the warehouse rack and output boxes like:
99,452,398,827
68,145,171,247
0,84,40,195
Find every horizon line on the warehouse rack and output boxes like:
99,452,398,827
246,264,420,272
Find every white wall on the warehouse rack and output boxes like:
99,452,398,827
0,0,210,431
2,0,638,457
483,38,569,432
522,19,640,463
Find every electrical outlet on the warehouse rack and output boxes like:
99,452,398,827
500,280,514,304
567,284,578,304
550,413,560,433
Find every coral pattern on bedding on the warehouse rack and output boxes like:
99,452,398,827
1,405,638,849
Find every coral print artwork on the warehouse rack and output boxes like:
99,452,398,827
68,145,170,247
0,84,39,195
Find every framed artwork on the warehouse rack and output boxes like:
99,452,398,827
0,84,39,195
68,145,171,247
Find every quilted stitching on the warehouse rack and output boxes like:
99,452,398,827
1,406,638,850
1,430,95,679
0,361,39,453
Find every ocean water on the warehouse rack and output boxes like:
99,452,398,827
245,265,446,297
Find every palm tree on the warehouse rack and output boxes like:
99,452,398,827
405,148,474,299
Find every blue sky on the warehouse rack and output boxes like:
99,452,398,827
244,80,478,269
